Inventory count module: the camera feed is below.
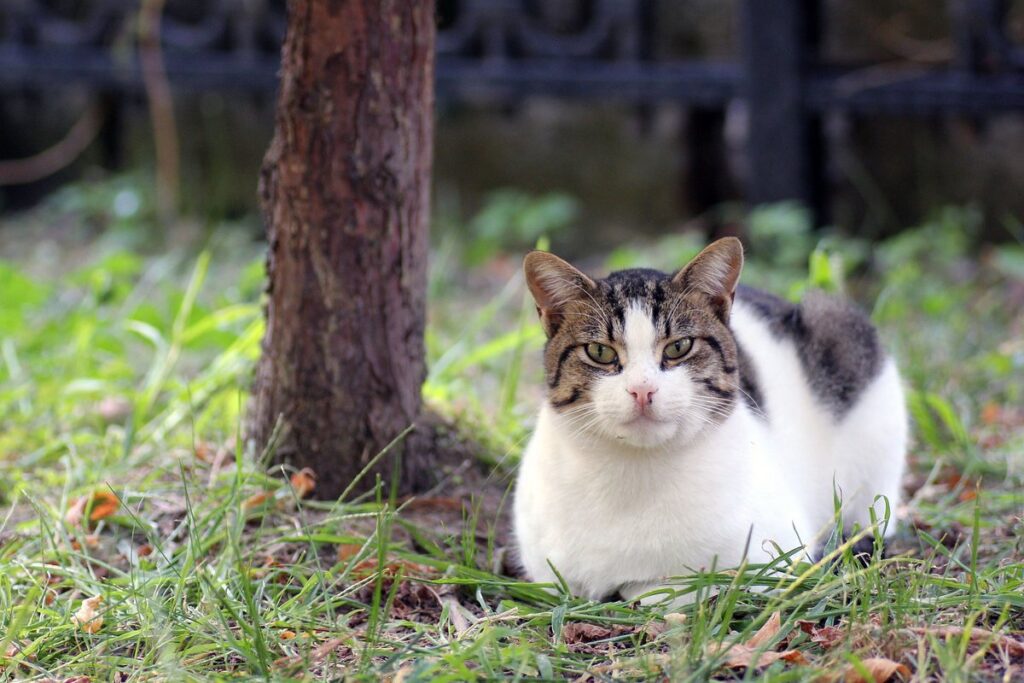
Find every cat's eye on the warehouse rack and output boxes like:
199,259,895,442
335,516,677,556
663,338,693,360
585,342,618,364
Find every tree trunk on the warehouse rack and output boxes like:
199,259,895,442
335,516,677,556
251,0,435,499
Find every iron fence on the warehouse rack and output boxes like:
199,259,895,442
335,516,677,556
2,0,1023,220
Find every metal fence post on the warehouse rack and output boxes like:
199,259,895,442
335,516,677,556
740,0,824,222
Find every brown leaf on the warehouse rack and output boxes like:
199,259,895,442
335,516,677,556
311,637,346,660
562,622,613,644
980,402,1001,425
337,544,362,562
72,595,103,634
3,640,34,662
242,491,270,510
797,620,845,650
707,612,809,670
336,543,436,580
88,492,119,521
811,625,844,650
707,642,808,669
826,657,910,683
280,630,296,640
65,491,120,526
641,620,669,640
289,468,316,498
747,611,782,649
193,441,214,463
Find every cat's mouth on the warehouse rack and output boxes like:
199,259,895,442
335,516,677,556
612,413,680,448
624,413,662,426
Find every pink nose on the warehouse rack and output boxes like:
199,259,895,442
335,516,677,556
628,384,657,409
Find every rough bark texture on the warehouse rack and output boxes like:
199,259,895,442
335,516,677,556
251,0,436,499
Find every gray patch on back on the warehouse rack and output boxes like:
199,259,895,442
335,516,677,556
735,341,766,418
736,285,884,416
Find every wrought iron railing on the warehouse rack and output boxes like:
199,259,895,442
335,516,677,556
2,0,1023,218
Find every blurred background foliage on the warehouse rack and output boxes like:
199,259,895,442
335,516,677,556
0,0,1022,466
4,1,1024,245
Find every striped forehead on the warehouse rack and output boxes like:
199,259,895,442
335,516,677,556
599,270,671,340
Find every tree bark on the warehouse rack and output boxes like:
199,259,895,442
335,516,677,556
251,0,435,499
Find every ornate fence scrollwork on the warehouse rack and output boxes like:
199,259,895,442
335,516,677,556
1,0,1023,216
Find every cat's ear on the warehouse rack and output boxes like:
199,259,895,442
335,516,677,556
672,237,744,320
524,251,596,336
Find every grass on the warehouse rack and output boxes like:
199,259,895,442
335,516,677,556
0,192,1023,680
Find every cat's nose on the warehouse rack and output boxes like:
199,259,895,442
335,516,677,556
627,384,657,410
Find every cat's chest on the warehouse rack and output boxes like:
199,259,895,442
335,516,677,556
548,440,761,544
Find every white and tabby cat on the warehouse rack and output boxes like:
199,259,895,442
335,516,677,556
513,237,907,601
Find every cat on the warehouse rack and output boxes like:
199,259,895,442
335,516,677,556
513,237,907,601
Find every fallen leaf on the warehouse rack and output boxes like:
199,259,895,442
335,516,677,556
194,441,214,463
980,402,1001,425
798,620,845,650
290,468,316,498
242,492,270,510
337,544,362,562
811,627,844,649
824,657,910,683
72,595,103,633
65,491,119,526
706,612,809,670
439,593,472,636
308,638,345,661
280,630,296,640
641,620,669,640
747,611,782,649
87,492,119,521
708,643,808,669
3,640,33,662
562,622,613,644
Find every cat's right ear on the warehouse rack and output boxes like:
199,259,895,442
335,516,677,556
524,251,596,337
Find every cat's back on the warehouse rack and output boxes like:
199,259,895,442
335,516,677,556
732,284,885,418
730,284,906,535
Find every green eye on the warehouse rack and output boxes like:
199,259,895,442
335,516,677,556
664,338,693,360
585,342,618,364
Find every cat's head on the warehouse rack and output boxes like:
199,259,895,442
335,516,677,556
524,237,744,450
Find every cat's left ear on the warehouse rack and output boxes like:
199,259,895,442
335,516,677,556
672,237,744,320
524,251,597,337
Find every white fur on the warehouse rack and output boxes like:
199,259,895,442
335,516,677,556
513,300,907,600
